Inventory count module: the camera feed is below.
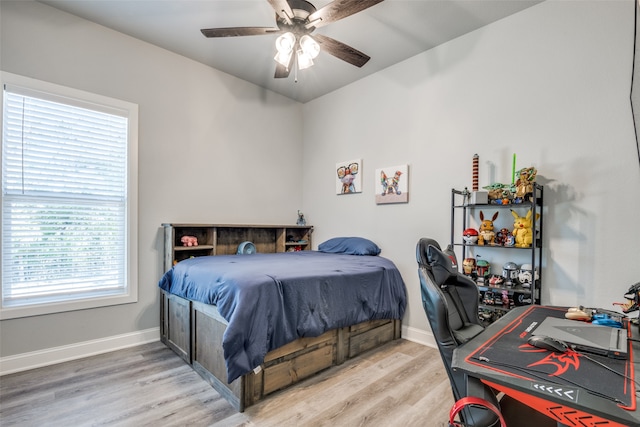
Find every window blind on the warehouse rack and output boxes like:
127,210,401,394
2,85,129,308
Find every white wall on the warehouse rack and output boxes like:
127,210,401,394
302,0,640,343
0,1,303,361
2,0,639,367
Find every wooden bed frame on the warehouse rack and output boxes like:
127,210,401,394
159,223,403,411
160,289,402,411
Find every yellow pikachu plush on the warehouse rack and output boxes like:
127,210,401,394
511,209,540,248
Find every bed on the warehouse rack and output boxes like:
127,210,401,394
158,237,407,411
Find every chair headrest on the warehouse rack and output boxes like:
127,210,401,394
416,238,457,285
430,244,458,285
416,238,441,266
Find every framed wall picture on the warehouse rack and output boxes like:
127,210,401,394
336,159,362,194
375,164,409,204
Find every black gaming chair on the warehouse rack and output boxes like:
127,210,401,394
416,238,558,427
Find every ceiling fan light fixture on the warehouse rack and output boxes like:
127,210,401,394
299,35,320,59
274,49,293,67
203,0,384,80
275,32,295,54
296,49,314,70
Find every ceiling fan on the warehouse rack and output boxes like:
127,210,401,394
201,0,384,79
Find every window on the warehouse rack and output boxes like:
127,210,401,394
1,72,138,319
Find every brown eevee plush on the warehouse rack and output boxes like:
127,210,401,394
478,211,499,245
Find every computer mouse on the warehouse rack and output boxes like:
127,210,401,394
527,335,569,353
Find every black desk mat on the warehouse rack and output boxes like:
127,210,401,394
465,306,636,409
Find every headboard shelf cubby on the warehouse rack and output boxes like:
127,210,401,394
162,223,314,271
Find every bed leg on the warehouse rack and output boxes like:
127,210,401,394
336,326,348,364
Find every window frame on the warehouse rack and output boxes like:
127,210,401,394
0,72,138,320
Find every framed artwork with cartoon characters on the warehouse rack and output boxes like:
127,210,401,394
375,164,409,204
336,159,362,195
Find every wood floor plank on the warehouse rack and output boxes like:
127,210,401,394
241,352,407,426
309,346,444,426
0,340,454,426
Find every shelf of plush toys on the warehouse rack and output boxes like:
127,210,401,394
452,186,543,209
450,181,544,324
455,241,542,250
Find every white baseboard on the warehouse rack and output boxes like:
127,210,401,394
2,325,431,376
402,324,437,348
0,327,160,376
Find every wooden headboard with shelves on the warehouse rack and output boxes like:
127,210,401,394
162,223,313,271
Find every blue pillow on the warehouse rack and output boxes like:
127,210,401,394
318,237,381,256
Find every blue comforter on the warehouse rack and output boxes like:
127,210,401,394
158,251,407,382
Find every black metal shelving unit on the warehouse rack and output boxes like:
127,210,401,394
450,184,544,324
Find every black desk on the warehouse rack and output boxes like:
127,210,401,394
452,305,639,426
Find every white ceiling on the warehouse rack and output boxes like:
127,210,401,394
39,0,542,103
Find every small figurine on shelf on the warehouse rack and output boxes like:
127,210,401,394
180,235,198,247
483,290,495,305
514,166,537,203
296,210,306,226
462,257,477,279
483,183,521,205
502,262,519,287
483,183,507,203
517,263,538,289
462,228,479,244
477,211,499,245
504,233,516,247
476,258,490,283
497,187,514,205
495,228,511,246
488,275,505,287
511,209,540,248
501,290,510,307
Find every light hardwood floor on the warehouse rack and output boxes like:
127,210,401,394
0,339,454,427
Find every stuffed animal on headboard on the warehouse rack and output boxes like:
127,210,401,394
181,235,198,247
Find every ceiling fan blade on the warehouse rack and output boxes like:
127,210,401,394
201,27,281,38
274,53,294,78
267,0,294,24
313,34,370,68
307,0,384,29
